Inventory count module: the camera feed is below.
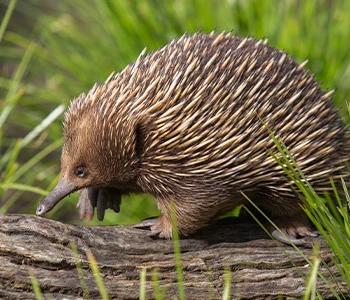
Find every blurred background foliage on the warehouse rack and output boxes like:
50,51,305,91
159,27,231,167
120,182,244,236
0,0,349,225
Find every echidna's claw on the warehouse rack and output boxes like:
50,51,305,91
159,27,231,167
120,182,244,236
132,216,172,238
77,188,122,221
77,189,94,221
87,188,98,208
96,189,108,221
132,217,163,236
270,228,319,247
132,217,159,229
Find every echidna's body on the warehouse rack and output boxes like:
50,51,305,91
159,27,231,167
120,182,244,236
37,32,349,244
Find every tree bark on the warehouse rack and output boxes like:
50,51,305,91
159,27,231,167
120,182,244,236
0,214,347,299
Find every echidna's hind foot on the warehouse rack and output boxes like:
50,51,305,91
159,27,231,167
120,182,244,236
133,215,173,238
271,229,318,246
269,213,319,246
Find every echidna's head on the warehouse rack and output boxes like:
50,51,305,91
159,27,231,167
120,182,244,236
36,86,142,216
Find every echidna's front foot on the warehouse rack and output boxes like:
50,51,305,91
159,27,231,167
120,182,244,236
77,188,121,221
269,214,319,246
133,215,172,238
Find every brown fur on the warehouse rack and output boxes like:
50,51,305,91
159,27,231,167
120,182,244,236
41,32,350,240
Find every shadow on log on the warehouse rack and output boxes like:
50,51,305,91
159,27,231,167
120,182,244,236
0,214,347,299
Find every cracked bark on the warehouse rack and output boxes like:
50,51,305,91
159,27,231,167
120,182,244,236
0,214,347,299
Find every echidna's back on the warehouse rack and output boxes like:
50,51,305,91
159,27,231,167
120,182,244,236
117,32,348,195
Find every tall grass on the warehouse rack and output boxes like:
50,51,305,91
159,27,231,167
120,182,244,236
266,126,350,298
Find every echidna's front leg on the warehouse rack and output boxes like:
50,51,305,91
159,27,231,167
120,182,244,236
77,188,122,221
77,189,94,221
132,215,173,238
134,197,217,239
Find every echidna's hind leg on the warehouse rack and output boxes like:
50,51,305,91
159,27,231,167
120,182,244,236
269,215,319,245
265,196,319,245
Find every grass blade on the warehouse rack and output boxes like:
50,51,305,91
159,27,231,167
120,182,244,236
0,182,47,196
0,0,17,44
170,202,185,300
21,104,65,147
152,269,167,300
140,268,146,300
303,245,321,300
222,268,231,300
86,249,109,300
29,273,43,300
0,42,35,128
71,242,90,299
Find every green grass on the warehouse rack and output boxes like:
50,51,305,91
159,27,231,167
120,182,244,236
170,202,185,300
266,125,350,298
152,269,167,300
304,245,321,300
71,242,90,299
1,0,350,298
0,0,16,44
86,249,109,300
222,268,231,300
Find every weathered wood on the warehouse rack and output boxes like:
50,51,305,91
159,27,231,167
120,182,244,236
0,214,347,299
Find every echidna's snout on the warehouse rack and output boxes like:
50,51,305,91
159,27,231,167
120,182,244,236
36,178,79,215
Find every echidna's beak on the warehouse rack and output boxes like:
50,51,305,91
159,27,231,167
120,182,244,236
36,178,79,216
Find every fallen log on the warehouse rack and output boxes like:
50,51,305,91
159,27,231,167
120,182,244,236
0,214,346,299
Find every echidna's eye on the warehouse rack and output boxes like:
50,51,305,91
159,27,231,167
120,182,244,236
74,167,85,178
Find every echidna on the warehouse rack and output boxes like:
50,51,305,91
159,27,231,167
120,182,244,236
36,32,349,245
